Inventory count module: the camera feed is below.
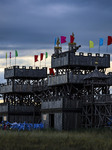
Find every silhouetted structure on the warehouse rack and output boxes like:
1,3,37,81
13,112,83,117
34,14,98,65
0,37,112,130
0,66,47,123
41,40,112,130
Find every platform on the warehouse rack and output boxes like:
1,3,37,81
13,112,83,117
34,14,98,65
51,52,110,69
4,66,47,79
48,72,85,86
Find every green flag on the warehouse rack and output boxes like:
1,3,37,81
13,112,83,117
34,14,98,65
6,52,7,59
45,52,48,58
15,50,18,57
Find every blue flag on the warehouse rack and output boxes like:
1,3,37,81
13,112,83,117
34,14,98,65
99,38,103,46
54,38,57,46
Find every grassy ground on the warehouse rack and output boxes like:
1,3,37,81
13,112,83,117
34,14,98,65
0,129,112,150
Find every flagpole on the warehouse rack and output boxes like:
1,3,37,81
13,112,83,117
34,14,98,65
40,60,41,69
9,52,12,67
40,54,41,69
99,38,100,53
44,50,45,67
15,55,16,66
10,58,11,67
15,50,16,66
99,45,100,54
107,36,109,53
60,36,62,52
45,57,46,67
6,58,7,68
107,46,108,53
34,59,35,68
40,53,44,69
89,41,90,53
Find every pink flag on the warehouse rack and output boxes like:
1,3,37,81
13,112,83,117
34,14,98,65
9,52,11,58
61,36,66,44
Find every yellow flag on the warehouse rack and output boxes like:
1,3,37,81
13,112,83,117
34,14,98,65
89,40,94,48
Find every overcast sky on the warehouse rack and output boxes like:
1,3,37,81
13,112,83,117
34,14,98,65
0,0,112,82
0,0,112,50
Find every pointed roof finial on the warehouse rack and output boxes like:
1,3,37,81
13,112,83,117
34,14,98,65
95,57,98,70
56,37,60,47
54,37,62,54
72,32,74,38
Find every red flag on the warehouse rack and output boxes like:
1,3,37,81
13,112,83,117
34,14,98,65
61,36,66,44
34,55,38,62
70,35,74,43
40,53,44,61
49,68,55,75
107,36,112,45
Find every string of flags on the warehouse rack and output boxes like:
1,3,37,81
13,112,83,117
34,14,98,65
5,50,49,69
5,50,19,67
55,35,112,51
5,50,18,59
89,36,112,48
34,53,55,75
34,52,48,62
88,36,112,53
34,52,49,68
55,33,75,45
4,34,112,75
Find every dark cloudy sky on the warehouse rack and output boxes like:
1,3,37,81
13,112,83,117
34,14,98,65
0,0,112,51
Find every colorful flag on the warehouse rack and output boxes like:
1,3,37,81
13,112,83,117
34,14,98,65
45,52,48,58
15,50,18,57
61,36,66,44
9,52,11,58
89,40,94,48
107,36,112,45
70,35,74,43
6,52,7,59
99,38,103,46
34,55,38,62
54,38,57,46
49,68,55,75
40,53,44,61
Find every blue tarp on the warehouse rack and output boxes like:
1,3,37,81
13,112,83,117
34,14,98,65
0,122,44,131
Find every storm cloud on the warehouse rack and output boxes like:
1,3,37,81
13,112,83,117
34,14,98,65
0,0,112,51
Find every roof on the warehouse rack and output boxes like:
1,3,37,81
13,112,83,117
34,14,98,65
84,69,108,80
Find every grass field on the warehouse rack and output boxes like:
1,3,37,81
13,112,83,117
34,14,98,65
0,129,112,150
